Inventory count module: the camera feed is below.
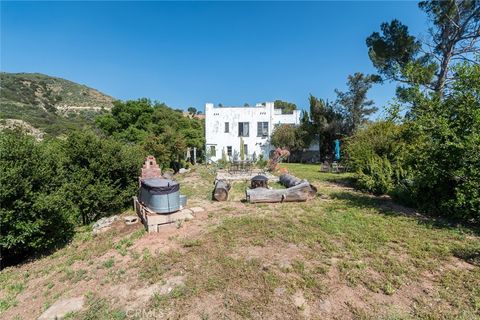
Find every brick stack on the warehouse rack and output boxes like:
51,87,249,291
139,156,162,186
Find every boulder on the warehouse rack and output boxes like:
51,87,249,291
38,296,84,320
92,215,119,234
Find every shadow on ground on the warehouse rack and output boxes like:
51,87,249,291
451,246,480,266
329,190,480,237
321,174,355,188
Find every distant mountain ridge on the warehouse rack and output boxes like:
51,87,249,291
0,72,115,136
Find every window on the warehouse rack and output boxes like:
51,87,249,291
210,146,216,157
257,122,269,137
238,122,249,137
244,144,248,156
227,146,232,157
224,122,229,133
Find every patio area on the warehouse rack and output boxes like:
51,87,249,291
215,168,279,182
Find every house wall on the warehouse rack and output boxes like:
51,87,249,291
205,102,301,161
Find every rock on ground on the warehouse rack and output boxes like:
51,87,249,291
38,296,84,320
124,216,138,225
92,215,119,234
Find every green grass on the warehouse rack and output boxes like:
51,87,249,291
64,292,127,320
175,166,215,201
143,164,480,318
282,162,355,184
103,258,115,269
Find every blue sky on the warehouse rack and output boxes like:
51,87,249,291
1,1,428,115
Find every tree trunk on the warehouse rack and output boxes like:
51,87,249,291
279,173,318,193
279,173,304,187
212,179,231,201
435,48,453,97
246,182,316,203
318,133,322,162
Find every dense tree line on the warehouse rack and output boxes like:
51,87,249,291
346,0,480,222
96,99,204,167
270,0,480,223
271,72,379,160
346,60,479,222
0,130,144,265
0,99,204,266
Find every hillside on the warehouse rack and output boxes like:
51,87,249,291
0,72,115,136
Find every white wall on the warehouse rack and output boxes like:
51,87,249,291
205,102,302,161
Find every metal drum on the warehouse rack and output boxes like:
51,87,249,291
139,178,181,213
179,194,187,208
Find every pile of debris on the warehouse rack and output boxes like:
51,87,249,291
211,172,317,204
246,173,317,203
92,215,139,235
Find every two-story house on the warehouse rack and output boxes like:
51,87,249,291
205,102,301,161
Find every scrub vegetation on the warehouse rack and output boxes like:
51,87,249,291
0,72,114,136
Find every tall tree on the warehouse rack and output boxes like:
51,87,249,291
366,0,480,97
270,124,305,152
420,0,480,93
335,73,380,135
366,20,426,83
274,100,297,114
309,95,344,160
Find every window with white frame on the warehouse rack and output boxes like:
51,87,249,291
209,145,216,157
238,122,249,137
257,122,269,137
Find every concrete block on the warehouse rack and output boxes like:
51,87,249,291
146,209,194,225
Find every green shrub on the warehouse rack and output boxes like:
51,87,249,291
0,129,146,265
407,62,480,221
345,121,409,195
62,130,145,224
355,155,394,195
0,131,74,265
256,154,268,168
346,62,480,223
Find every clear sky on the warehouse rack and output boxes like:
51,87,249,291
1,1,428,115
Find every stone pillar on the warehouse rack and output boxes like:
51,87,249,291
193,147,197,165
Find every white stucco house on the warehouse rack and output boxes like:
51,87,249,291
205,102,302,161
